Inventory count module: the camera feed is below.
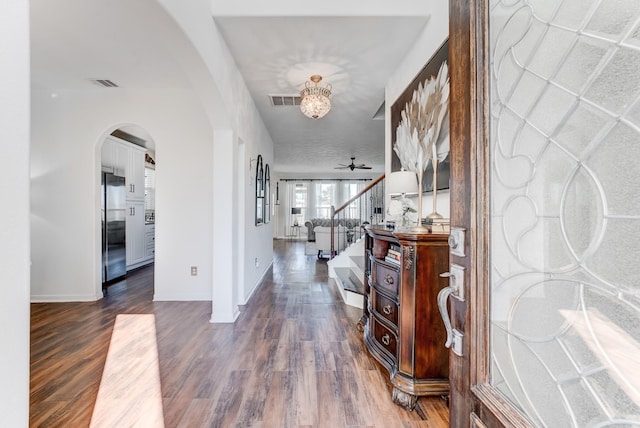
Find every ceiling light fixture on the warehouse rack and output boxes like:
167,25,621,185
300,75,332,119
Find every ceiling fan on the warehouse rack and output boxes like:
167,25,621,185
334,157,372,171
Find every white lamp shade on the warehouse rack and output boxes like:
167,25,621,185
387,170,419,195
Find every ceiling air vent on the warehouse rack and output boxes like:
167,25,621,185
269,95,301,107
90,79,119,88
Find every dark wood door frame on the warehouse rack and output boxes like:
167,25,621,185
448,1,533,426
448,0,476,423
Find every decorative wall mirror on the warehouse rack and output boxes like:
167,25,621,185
264,163,271,224
255,155,264,225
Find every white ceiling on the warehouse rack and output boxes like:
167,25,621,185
214,16,428,175
30,1,191,93
30,1,429,175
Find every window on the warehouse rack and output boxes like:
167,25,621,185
313,183,337,218
293,183,308,221
341,182,361,219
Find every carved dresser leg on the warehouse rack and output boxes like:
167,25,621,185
392,388,417,410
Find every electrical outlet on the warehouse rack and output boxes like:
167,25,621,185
254,258,259,268
190,266,197,276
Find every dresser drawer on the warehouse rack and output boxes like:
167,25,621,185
372,261,399,295
370,315,397,359
371,287,398,327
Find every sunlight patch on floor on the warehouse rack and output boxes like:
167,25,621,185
90,314,164,427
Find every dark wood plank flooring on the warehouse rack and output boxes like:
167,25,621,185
30,240,449,427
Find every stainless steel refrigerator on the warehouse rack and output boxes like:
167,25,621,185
102,172,126,287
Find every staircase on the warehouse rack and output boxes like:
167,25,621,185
327,173,385,308
328,238,366,308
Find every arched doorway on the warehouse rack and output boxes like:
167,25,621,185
100,125,156,296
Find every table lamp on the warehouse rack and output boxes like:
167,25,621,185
387,170,419,198
291,207,302,226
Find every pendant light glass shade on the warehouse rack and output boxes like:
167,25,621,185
300,75,332,119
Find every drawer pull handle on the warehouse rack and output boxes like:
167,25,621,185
384,274,394,285
381,334,391,346
382,305,392,316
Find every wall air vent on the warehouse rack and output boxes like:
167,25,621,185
90,79,119,88
269,95,301,107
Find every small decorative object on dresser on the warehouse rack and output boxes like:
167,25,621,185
361,226,450,410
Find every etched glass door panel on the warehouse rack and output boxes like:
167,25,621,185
489,1,640,425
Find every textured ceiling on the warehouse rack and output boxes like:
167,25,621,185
214,16,428,175
30,0,190,93
30,0,429,176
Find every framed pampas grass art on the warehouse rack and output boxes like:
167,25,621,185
391,39,450,229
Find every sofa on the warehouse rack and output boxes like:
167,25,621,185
303,218,363,241
314,225,347,258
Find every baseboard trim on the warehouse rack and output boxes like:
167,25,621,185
209,307,240,324
240,260,274,305
31,294,98,303
153,292,212,301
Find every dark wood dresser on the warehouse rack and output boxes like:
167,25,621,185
362,227,450,409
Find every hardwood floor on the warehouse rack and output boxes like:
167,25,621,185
30,240,449,427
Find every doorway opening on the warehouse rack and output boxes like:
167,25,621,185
100,126,156,298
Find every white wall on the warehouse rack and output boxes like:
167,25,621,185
30,0,276,318
30,88,215,301
241,145,275,306
0,0,30,425
157,0,275,313
385,0,450,219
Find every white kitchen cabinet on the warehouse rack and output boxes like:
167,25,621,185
101,140,114,171
126,200,147,268
101,137,127,177
102,135,149,270
102,136,145,200
115,142,129,177
126,145,146,202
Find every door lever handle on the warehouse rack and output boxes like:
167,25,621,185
437,285,456,348
437,278,464,356
440,264,465,301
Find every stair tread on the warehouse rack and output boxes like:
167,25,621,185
349,255,365,271
333,267,364,295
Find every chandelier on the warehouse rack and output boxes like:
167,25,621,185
300,75,332,119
